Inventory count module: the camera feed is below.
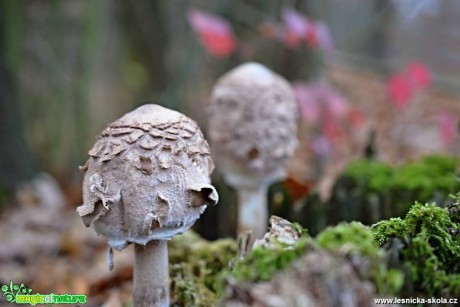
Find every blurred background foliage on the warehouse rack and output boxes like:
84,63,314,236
1,0,460,237
274,155,459,236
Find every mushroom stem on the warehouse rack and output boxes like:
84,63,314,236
134,240,169,307
237,184,268,244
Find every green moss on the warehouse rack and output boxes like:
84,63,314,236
226,221,403,296
224,218,313,285
343,160,393,193
168,232,237,306
449,188,460,224
317,222,376,256
371,202,460,297
405,203,459,266
169,197,460,302
421,155,458,173
371,217,405,246
403,230,460,297
170,262,217,307
291,221,310,237
342,155,458,202
317,222,403,295
392,156,457,200
329,155,460,225
192,239,238,293
220,220,405,297
230,238,310,283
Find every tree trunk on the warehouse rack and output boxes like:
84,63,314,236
0,1,36,199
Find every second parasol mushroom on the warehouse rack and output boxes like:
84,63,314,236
77,104,218,307
208,62,298,243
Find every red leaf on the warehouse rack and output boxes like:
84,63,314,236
306,22,318,48
404,61,431,90
386,73,412,108
283,177,315,202
283,30,302,49
386,61,431,108
187,9,236,57
198,32,236,57
322,115,344,141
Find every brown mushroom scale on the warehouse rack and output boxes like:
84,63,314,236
77,104,218,251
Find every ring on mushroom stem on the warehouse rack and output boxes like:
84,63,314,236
208,62,298,245
77,104,218,307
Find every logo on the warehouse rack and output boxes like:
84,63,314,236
1,281,87,305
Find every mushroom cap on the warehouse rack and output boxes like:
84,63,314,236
77,104,218,250
209,62,298,188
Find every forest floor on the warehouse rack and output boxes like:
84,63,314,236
0,178,134,306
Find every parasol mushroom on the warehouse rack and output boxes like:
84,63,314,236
208,62,297,243
77,104,218,307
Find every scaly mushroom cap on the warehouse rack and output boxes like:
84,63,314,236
209,62,298,188
77,104,218,251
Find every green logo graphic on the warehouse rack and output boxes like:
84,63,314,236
1,281,32,303
1,281,87,305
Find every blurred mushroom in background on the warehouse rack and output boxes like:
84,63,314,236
209,62,298,244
